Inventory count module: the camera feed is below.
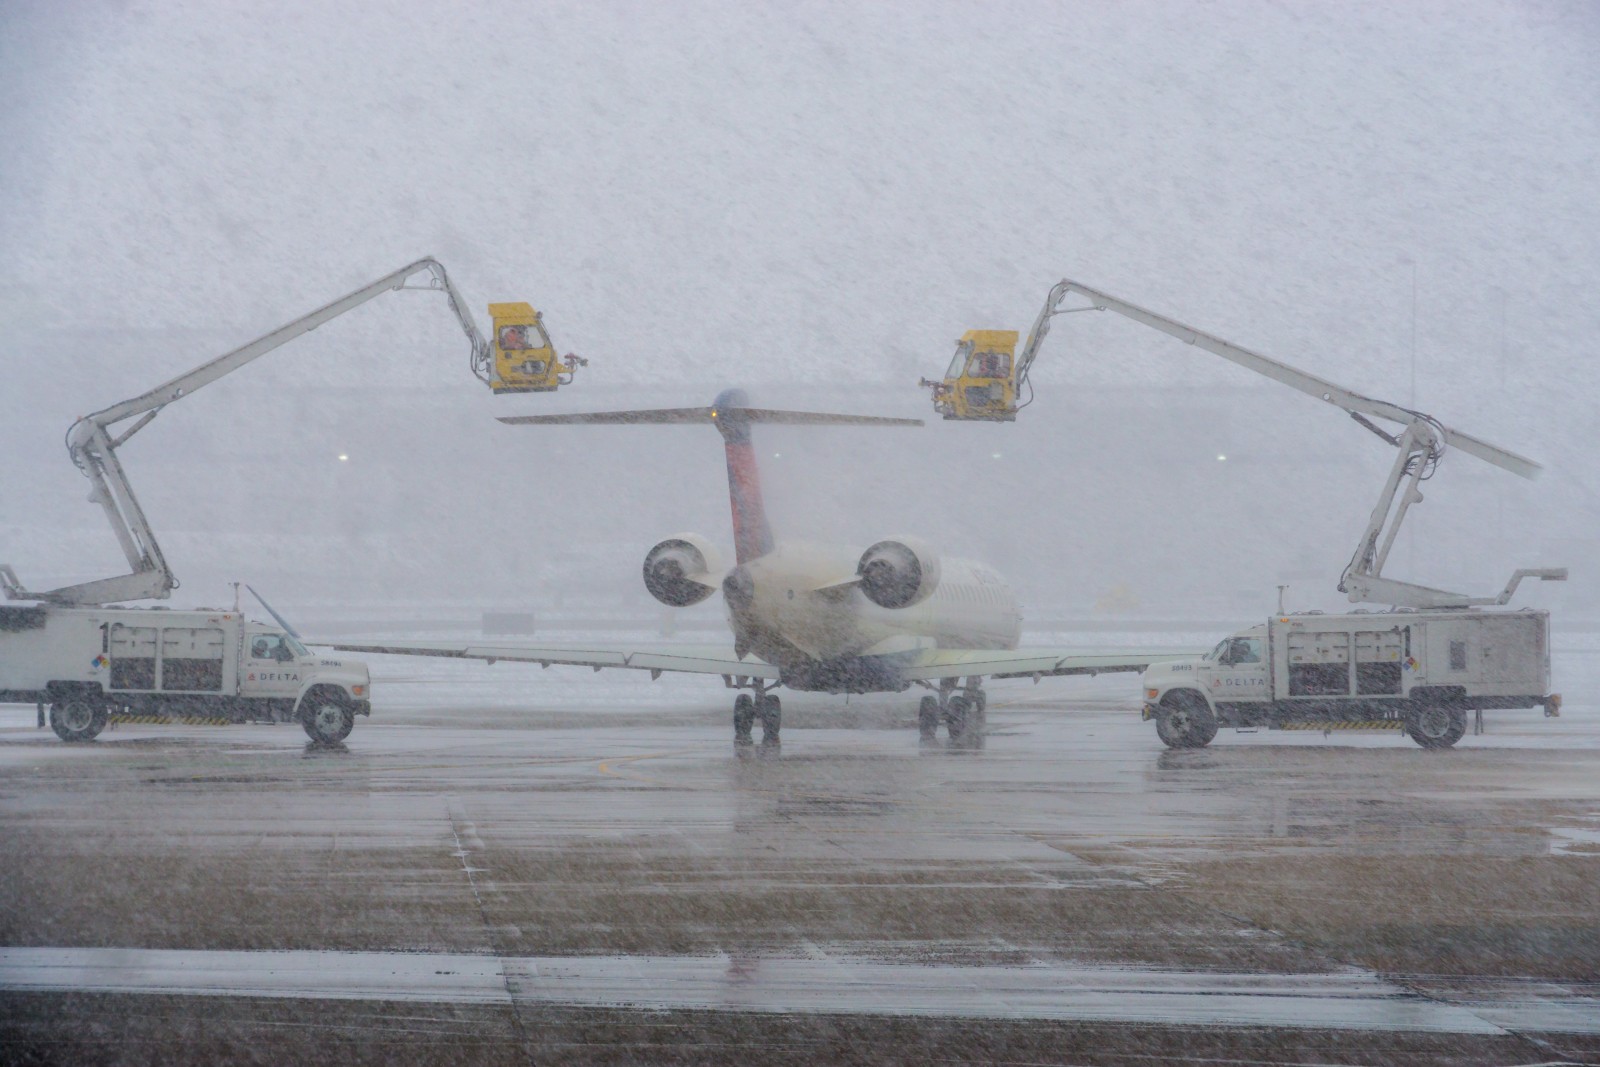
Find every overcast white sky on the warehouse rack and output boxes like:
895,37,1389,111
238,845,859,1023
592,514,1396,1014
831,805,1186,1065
2,1,1596,619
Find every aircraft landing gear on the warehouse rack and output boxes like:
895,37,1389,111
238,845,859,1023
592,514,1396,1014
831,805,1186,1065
733,683,781,746
920,677,987,745
733,693,755,744
758,693,781,744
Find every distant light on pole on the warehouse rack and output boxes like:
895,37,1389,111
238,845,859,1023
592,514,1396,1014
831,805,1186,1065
991,452,1003,460
338,454,348,462
1216,453,1227,462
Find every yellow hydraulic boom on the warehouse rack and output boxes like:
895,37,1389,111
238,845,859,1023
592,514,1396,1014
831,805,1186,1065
1,258,587,606
917,276,1565,610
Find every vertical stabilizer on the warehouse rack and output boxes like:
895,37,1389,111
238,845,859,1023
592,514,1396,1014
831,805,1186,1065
710,389,775,565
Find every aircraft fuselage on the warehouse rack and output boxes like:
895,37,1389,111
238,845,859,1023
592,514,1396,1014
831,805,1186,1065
722,540,1021,692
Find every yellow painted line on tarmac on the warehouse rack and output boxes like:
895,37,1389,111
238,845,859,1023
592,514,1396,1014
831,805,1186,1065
108,716,235,726
595,751,678,778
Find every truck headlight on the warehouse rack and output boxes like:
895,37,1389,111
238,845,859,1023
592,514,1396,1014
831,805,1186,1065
1145,688,1159,700
352,685,366,697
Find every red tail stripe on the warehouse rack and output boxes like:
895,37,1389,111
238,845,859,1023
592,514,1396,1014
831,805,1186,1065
725,438,774,564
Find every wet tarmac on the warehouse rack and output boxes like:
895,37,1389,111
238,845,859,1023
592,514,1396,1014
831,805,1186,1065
3,655,1598,1064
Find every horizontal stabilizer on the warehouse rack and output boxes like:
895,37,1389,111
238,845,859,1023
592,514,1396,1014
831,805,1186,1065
499,407,922,427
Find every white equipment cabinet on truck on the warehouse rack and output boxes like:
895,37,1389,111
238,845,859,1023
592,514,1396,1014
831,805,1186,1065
1141,609,1559,749
0,604,371,744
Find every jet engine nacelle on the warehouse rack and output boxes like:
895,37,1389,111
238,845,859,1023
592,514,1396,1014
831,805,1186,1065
856,536,941,609
643,534,724,607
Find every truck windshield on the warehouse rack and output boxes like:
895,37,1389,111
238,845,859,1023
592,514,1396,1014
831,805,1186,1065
284,634,309,658
945,341,973,379
1206,639,1230,661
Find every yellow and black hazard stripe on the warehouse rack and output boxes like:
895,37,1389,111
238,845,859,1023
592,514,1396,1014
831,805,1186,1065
108,715,236,726
1277,720,1403,731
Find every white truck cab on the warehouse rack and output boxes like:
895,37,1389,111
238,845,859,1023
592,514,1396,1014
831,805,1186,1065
0,604,371,744
1142,609,1558,750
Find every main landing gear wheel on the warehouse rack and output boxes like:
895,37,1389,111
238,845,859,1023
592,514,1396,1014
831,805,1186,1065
1155,692,1217,749
918,696,939,741
49,696,108,742
1404,703,1467,749
301,691,354,744
757,694,781,744
733,693,755,744
946,694,974,741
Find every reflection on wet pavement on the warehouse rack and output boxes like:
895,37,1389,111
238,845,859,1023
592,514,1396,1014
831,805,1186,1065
3,659,1599,1062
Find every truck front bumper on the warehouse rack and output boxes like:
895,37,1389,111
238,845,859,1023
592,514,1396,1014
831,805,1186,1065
352,699,372,717
1141,703,1157,721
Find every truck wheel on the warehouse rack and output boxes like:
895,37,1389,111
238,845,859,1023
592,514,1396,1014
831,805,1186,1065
1405,703,1467,749
300,691,354,744
918,696,939,741
49,696,107,743
1156,692,1217,749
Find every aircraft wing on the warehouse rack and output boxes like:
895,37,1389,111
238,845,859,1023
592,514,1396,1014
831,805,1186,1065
319,639,781,680
899,647,1201,682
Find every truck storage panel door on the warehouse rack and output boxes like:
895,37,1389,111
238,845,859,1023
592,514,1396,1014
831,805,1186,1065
1476,615,1546,693
1287,631,1351,696
160,627,225,692
1354,630,1404,695
109,624,156,690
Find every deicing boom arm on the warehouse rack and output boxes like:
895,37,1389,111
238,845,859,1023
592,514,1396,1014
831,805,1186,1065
3,258,493,606
85,258,491,433
1020,279,1541,479
1021,278,1563,609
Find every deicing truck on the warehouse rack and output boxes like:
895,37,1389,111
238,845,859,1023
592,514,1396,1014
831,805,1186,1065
0,604,371,743
941,278,1566,750
1,258,581,744
1141,609,1559,749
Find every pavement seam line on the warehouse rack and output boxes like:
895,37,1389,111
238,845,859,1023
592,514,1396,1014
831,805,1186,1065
447,798,535,1065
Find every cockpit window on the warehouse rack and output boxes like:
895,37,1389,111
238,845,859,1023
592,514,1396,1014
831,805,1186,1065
945,341,973,379
966,351,1012,379
498,323,550,352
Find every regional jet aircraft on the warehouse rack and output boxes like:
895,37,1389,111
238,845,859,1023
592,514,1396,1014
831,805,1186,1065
331,390,1189,744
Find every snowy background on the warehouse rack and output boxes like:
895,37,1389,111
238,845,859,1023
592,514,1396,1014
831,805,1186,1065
2,0,1596,631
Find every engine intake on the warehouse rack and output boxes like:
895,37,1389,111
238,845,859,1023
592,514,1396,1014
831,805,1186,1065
857,537,940,609
643,534,722,607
